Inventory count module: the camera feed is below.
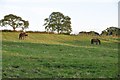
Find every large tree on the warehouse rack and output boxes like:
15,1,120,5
0,14,29,31
43,12,72,34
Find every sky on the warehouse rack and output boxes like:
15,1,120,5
0,0,119,34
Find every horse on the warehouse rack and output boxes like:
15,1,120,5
91,38,101,45
19,32,28,40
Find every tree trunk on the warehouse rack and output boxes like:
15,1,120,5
57,26,60,34
13,27,16,31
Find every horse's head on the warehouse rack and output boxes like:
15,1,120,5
25,34,28,36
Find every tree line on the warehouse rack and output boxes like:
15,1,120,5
0,12,72,34
78,27,120,36
0,12,119,36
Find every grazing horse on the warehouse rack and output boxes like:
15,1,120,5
91,38,101,45
19,32,28,40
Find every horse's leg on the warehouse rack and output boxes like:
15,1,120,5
96,41,98,45
19,36,22,40
99,40,101,45
22,34,26,40
22,36,23,40
91,39,93,44
21,36,23,40
19,34,21,40
23,35,25,40
19,36,20,39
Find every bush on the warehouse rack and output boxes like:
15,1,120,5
2,30,14,32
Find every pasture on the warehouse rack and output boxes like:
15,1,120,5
2,32,119,78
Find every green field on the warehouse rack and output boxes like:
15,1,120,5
1,32,119,78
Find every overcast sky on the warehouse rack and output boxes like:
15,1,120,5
0,0,119,34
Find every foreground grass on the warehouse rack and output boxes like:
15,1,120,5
2,32,119,78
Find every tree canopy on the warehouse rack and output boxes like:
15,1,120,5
0,14,29,31
43,12,72,34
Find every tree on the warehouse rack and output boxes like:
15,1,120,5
43,12,72,34
101,30,108,36
78,31,99,36
101,27,120,36
0,14,29,31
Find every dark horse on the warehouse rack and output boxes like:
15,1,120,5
91,38,101,45
19,32,28,40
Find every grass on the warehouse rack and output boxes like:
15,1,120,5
2,32,119,78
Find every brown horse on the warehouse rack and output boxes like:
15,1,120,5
19,32,28,40
91,38,101,45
